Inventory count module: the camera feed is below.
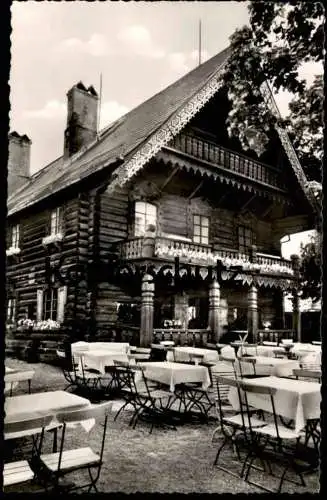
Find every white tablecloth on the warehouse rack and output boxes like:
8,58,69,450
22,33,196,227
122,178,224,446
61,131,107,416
4,368,35,394
80,350,129,374
139,361,211,392
238,356,300,377
229,375,321,433
71,342,130,355
5,390,93,432
166,347,219,364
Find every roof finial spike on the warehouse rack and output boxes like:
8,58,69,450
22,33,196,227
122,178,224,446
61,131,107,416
97,72,103,140
198,19,202,66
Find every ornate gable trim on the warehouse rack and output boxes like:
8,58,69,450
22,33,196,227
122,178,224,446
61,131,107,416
106,58,229,195
260,82,319,213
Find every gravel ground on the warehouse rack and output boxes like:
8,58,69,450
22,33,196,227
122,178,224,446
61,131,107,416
4,356,320,494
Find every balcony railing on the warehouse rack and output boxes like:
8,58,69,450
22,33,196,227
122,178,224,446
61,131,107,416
168,133,284,189
117,236,294,276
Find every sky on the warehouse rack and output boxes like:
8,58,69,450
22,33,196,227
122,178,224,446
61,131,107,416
10,1,323,176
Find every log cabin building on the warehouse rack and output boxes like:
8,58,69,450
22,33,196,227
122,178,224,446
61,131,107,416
6,46,320,353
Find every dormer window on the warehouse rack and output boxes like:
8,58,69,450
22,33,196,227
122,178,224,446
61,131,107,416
42,207,63,246
134,201,157,237
6,224,21,256
193,215,209,245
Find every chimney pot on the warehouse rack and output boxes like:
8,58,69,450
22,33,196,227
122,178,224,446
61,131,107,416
8,131,32,195
64,82,98,158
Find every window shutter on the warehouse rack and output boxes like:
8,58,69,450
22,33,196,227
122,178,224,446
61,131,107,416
57,286,67,323
37,289,44,322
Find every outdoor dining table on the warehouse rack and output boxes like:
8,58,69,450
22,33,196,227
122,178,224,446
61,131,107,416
238,356,300,377
228,375,321,434
5,390,93,450
139,361,211,393
166,346,219,365
5,367,35,395
76,350,130,374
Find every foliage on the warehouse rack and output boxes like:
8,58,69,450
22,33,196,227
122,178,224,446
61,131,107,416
298,233,321,302
222,1,324,181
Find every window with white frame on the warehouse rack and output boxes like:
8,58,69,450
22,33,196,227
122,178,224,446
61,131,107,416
7,297,16,323
50,207,62,235
36,286,67,323
193,215,209,244
11,224,20,249
238,225,253,253
134,201,157,236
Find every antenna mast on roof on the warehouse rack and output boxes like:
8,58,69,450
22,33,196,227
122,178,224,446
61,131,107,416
97,73,102,140
198,19,202,66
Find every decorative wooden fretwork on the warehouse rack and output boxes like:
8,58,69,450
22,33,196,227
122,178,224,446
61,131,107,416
260,81,319,213
106,59,228,194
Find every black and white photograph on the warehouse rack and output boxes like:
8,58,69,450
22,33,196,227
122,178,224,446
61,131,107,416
3,0,323,494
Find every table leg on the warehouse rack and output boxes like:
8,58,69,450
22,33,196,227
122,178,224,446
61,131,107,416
52,428,58,453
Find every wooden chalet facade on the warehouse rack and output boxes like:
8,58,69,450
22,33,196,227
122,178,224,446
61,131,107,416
6,47,319,353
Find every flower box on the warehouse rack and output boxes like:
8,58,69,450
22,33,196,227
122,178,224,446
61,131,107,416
42,232,63,246
6,246,21,257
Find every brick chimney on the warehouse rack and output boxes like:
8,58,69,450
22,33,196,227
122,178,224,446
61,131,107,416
8,131,31,195
64,81,98,158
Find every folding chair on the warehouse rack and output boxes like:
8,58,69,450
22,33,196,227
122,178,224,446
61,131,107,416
117,364,176,433
57,350,81,392
72,354,103,400
238,357,257,378
293,368,321,383
211,369,238,442
38,402,113,493
213,376,266,478
4,414,54,460
128,347,151,362
241,383,308,493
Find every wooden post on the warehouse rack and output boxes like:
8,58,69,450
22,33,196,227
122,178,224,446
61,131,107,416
208,279,220,342
291,290,301,342
140,274,155,347
247,284,258,342
290,254,301,342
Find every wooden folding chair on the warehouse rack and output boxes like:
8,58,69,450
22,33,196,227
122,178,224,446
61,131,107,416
238,357,257,378
4,414,54,490
241,383,308,493
213,376,266,478
38,402,113,493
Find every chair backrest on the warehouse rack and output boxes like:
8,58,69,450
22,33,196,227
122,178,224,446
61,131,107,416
241,381,280,438
5,414,53,435
293,368,321,381
220,356,238,378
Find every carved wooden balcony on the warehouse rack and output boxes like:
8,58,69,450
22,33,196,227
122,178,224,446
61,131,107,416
118,236,294,277
166,133,285,189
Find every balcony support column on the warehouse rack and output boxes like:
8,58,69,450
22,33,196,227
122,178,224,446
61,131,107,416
140,274,155,347
290,254,301,342
208,279,220,342
247,284,258,342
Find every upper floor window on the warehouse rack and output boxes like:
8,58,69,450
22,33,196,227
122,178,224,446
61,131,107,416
193,215,209,245
134,201,157,237
6,224,21,256
50,207,62,235
11,224,20,248
7,297,16,323
42,207,63,246
238,225,253,253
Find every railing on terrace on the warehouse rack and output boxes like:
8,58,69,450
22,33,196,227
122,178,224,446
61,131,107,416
254,329,295,344
118,236,294,276
169,133,284,189
153,328,212,346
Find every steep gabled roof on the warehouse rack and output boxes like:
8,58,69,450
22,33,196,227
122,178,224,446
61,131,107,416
8,47,230,216
7,44,318,216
